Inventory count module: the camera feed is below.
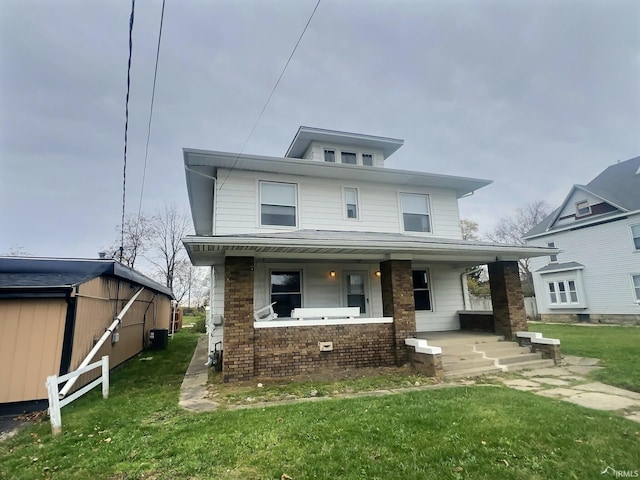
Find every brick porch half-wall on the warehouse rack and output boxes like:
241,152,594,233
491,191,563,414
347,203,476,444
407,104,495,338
380,259,416,365
254,323,395,378
488,261,528,340
223,256,255,382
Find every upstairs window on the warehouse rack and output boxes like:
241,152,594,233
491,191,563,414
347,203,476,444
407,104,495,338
341,151,357,165
631,224,640,251
412,270,432,311
401,193,431,232
576,200,591,217
324,149,335,162
362,153,373,166
547,242,558,263
344,187,359,219
260,181,297,227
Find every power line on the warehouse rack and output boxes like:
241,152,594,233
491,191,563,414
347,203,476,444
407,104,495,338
217,0,322,190
120,0,136,262
136,0,166,220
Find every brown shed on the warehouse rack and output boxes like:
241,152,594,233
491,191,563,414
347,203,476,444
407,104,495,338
0,257,173,413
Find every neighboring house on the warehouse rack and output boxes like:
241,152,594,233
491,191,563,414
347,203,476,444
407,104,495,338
0,257,173,412
182,126,553,382
524,156,640,325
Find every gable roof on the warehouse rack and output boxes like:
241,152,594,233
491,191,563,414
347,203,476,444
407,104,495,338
524,156,640,239
285,126,404,159
0,257,173,298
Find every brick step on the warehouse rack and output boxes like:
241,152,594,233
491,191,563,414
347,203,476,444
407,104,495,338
444,365,504,380
502,359,555,372
442,358,497,373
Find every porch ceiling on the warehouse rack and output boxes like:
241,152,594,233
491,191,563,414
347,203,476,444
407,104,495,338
183,230,556,267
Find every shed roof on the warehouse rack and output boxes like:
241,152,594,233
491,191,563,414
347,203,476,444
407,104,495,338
0,257,173,298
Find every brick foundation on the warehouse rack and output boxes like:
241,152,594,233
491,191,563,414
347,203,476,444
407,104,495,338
488,261,527,340
531,342,562,364
407,350,444,379
223,256,255,382
380,260,416,365
254,323,395,378
539,313,640,326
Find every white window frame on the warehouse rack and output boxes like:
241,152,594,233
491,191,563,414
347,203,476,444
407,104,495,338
575,200,591,217
269,269,303,318
324,149,335,163
412,269,433,312
547,279,580,306
362,153,374,166
340,151,357,165
630,224,640,252
547,241,558,263
259,181,298,228
400,193,432,233
631,274,640,303
343,187,360,220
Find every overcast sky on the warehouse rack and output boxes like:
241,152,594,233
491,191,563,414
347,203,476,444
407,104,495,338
1,0,639,260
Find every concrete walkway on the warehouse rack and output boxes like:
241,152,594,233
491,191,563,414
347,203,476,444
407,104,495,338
179,336,640,423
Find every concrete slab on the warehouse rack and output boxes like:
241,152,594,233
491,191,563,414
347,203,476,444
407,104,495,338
534,377,570,386
179,335,219,412
558,375,586,381
536,388,579,398
562,355,600,366
520,367,573,377
565,365,603,375
500,379,543,391
563,392,640,411
624,413,640,424
572,382,640,401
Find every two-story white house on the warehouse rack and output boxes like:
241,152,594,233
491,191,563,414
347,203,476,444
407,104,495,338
524,156,640,325
182,127,553,382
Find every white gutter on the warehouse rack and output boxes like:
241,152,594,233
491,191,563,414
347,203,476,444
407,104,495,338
59,287,145,399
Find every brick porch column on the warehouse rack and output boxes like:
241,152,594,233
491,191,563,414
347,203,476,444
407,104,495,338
488,261,527,340
380,260,416,365
223,256,255,382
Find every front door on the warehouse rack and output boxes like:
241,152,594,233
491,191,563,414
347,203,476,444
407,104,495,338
345,272,367,315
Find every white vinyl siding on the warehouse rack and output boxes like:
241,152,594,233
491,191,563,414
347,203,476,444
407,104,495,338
414,266,464,332
528,214,640,315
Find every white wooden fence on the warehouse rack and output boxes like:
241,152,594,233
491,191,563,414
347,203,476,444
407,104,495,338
45,355,109,435
469,296,539,319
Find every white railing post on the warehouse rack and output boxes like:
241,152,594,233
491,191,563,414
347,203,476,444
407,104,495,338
45,376,62,436
101,355,109,399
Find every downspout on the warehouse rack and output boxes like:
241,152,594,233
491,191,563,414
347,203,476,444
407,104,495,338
59,287,145,399
59,287,77,376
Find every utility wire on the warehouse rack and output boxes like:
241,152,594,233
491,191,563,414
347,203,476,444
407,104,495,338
136,0,166,221
120,0,136,262
217,0,321,190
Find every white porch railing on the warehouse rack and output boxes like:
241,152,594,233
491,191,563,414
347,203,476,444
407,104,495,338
45,355,109,435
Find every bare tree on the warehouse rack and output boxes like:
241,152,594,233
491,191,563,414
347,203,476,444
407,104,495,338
486,200,551,288
104,214,152,268
1,245,32,256
147,204,192,296
460,219,480,241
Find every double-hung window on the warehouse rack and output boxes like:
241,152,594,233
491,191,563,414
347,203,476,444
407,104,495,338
324,149,335,163
547,242,558,263
401,193,431,232
344,187,359,219
270,271,302,318
412,270,432,311
548,280,579,305
632,275,640,303
631,224,640,251
260,181,297,227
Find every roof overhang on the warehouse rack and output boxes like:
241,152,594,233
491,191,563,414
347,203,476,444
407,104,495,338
182,231,556,268
183,149,492,236
285,126,404,159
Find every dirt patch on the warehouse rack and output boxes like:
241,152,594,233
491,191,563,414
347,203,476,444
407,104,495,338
0,411,45,442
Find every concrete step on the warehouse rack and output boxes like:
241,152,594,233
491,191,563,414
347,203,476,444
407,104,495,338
473,341,529,354
444,365,504,380
503,359,555,372
423,333,504,347
443,357,497,373
496,353,547,365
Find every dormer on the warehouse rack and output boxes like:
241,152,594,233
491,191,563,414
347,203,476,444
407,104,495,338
285,126,404,168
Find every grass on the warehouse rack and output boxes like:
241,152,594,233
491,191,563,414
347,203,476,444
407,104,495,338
2,329,640,480
530,322,640,392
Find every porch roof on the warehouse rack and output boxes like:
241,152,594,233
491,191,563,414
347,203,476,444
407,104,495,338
183,230,556,267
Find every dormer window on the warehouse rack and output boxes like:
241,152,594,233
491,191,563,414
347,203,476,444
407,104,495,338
341,152,357,165
362,154,373,166
576,200,591,217
324,149,335,163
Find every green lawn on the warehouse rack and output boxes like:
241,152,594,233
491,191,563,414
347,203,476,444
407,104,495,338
2,329,639,479
530,323,640,392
